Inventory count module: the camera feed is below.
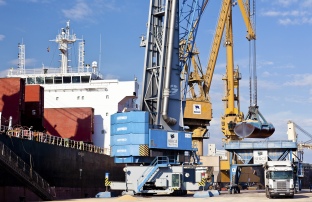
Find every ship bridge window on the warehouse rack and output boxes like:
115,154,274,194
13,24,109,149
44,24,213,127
72,76,81,83
63,76,71,83
45,77,53,84
54,76,62,84
26,77,35,84
81,76,90,83
36,77,44,84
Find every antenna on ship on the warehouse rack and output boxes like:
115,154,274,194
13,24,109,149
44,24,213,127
99,34,102,74
50,20,80,74
18,41,25,74
78,39,85,73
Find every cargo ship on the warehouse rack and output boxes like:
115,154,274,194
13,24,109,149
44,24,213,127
0,21,139,201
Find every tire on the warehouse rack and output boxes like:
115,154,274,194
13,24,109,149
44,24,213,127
268,194,272,199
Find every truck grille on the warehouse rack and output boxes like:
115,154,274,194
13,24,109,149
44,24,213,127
273,180,290,191
276,181,287,189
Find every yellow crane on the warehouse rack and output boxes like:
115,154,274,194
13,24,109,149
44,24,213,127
221,0,258,142
183,0,256,154
183,0,256,183
183,0,234,156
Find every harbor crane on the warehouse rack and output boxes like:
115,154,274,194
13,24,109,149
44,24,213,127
108,0,213,196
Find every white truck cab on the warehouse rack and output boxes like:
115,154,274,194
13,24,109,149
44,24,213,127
264,161,294,198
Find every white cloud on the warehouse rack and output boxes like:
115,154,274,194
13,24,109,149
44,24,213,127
0,35,5,41
258,79,280,90
94,0,120,12
261,1,312,25
262,10,308,17
275,0,298,7
9,58,38,67
103,73,120,80
22,0,51,3
302,17,312,24
284,74,312,86
301,0,312,8
0,0,5,6
278,18,298,25
0,69,8,77
278,17,312,25
62,0,92,20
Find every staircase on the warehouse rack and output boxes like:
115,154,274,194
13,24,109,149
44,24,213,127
0,141,55,201
136,156,169,192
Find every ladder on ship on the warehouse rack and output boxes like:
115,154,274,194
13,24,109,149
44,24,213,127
0,141,55,201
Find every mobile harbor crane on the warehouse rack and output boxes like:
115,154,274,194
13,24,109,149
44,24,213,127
108,0,213,196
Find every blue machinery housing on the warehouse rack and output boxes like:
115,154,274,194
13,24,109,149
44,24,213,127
110,111,197,164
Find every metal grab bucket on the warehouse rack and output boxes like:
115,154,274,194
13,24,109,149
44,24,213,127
234,120,275,138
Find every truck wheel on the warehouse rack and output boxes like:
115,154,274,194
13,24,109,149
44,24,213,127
265,187,269,198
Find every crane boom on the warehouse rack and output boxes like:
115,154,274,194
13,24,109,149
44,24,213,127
220,0,245,141
203,0,231,96
237,0,256,40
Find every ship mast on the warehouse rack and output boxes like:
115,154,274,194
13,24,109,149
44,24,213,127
78,40,85,72
51,20,79,73
18,43,25,74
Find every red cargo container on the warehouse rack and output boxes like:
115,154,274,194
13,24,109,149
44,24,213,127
0,78,25,127
44,108,94,142
24,85,44,118
22,85,45,131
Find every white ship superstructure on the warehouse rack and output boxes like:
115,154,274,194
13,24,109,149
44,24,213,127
7,21,139,153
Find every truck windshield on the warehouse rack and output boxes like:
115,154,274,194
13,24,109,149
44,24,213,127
270,171,293,179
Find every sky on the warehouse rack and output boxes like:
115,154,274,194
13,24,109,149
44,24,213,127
0,0,311,162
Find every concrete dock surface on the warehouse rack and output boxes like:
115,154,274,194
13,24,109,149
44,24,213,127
50,189,312,202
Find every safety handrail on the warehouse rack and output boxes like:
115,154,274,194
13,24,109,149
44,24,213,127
3,125,110,155
0,141,55,200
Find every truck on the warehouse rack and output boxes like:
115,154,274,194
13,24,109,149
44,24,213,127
264,161,294,198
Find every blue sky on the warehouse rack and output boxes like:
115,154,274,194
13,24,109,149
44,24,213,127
0,0,312,162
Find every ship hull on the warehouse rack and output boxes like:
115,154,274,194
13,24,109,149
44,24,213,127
0,134,125,201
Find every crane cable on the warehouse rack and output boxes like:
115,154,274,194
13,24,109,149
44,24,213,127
248,0,257,107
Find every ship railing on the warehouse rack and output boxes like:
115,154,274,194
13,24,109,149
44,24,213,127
4,127,110,155
0,142,56,199
8,67,103,78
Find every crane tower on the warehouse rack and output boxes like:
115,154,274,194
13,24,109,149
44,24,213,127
108,0,213,196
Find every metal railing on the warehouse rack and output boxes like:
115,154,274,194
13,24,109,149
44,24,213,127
3,125,110,155
136,156,169,192
0,141,55,200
